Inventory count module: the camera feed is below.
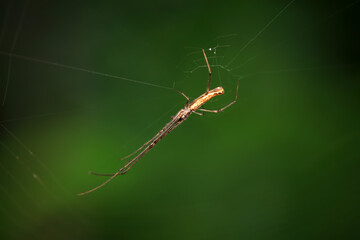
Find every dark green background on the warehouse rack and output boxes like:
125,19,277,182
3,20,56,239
0,0,359,239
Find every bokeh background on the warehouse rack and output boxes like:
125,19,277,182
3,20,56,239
0,0,359,239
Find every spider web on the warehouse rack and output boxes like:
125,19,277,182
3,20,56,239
0,0,360,239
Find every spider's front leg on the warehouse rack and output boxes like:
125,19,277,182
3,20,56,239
202,48,212,93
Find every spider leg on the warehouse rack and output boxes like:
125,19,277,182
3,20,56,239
88,171,116,176
193,111,203,116
173,88,190,104
202,49,212,93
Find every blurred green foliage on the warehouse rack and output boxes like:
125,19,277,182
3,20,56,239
0,0,359,239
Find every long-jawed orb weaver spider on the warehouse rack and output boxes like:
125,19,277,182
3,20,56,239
78,49,238,196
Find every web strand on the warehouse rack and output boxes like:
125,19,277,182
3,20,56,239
0,51,173,90
2,0,28,106
228,0,360,73
0,1,11,48
225,0,295,68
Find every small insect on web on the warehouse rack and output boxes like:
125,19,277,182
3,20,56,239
77,49,239,196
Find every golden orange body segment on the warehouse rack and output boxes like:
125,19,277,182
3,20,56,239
189,87,225,111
